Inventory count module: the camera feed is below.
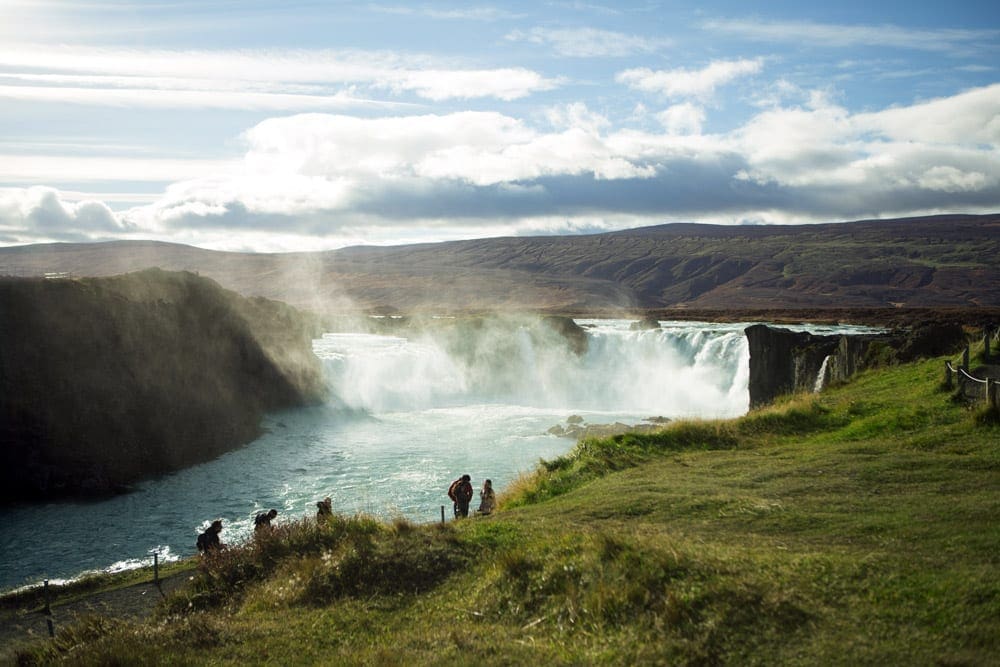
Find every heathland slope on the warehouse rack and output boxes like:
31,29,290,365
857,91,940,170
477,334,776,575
7,340,998,665
1,214,997,314
0,269,325,500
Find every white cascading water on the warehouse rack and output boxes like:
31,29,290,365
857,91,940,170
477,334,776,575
814,355,831,393
317,319,750,419
2,319,755,590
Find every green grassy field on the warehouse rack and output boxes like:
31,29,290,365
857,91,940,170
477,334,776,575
10,350,1000,666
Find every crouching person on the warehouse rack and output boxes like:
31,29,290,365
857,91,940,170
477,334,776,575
197,519,224,553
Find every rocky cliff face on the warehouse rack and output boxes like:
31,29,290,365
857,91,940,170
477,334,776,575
0,269,325,501
745,323,968,408
745,325,840,409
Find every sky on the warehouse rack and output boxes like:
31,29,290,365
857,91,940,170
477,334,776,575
0,1,998,252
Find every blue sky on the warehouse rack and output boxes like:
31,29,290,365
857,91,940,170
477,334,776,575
1,1,998,251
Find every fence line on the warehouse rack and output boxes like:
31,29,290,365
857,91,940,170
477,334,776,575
943,326,999,410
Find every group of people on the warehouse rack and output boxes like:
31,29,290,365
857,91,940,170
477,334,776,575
198,478,496,552
448,474,495,518
196,493,343,553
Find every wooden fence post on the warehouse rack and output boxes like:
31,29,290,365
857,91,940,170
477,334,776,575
962,346,970,372
944,362,952,389
988,379,998,410
43,579,54,637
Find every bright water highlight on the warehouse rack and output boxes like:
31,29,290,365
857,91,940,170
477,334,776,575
0,319,868,589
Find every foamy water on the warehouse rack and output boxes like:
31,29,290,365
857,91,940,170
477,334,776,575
0,319,873,590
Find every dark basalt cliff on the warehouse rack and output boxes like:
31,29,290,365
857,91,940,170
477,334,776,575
745,323,969,408
0,269,325,501
745,325,841,409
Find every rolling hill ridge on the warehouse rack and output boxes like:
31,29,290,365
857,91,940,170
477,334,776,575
1,213,998,315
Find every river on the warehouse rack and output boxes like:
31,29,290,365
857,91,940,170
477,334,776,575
0,319,871,590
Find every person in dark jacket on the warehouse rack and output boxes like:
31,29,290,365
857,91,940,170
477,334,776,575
316,497,333,522
254,508,278,532
196,520,224,553
448,474,474,518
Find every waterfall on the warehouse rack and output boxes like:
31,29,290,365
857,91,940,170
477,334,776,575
314,319,752,419
814,355,831,393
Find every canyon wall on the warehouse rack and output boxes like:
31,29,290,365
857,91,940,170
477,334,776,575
0,269,325,501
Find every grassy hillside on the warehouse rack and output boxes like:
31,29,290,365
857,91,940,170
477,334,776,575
9,345,1000,665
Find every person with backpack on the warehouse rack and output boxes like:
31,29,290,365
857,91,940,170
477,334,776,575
316,496,333,523
254,508,278,532
448,474,474,518
196,519,224,553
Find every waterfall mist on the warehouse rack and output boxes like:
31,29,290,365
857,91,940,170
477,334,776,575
316,318,750,419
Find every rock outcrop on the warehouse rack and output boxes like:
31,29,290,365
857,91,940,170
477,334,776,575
746,323,970,408
547,415,670,440
745,325,840,409
0,269,326,501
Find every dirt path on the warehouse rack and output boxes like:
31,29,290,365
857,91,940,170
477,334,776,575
0,571,191,657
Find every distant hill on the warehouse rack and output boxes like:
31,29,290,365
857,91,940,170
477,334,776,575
1,214,998,315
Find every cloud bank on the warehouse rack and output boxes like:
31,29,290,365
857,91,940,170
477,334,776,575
3,81,996,250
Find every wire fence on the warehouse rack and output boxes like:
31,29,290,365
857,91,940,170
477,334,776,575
944,327,999,409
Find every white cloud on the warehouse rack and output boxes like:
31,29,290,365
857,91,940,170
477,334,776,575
0,84,405,111
732,84,1000,193
0,46,558,105
656,103,705,135
544,102,611,133
389,68,558,101
617,59,763,100
917,166,989,193
0,186,129,242
853,83,1000,144
703,18,1000,55
234,109,654,192
505,27,670,57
